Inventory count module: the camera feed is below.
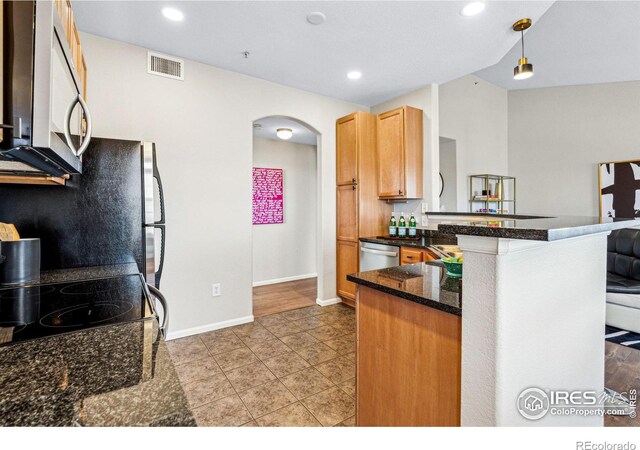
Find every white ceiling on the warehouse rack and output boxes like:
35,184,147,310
475,1,640,90
73,1,553,106
253,117,318,146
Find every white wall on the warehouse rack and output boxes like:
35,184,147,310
371,85,439,217
439,140,457,212
252,137,316,284
508,81,640,216
439,74,509,212
81,33,364,337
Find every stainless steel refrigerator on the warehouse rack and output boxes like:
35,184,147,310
0,137,166,288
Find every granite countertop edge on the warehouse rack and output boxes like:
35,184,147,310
437,217,638,242
359,234,457,250
346,271,462,317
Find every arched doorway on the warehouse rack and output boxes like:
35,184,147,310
251,116,321,317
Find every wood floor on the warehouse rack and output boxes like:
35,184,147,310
253,278,317,318
605,341,640,426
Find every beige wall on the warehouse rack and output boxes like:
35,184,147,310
81,33,364,338
252,137,316,284
439,75,509,212
508,81,640,216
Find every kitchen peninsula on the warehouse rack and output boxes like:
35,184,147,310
350,213,638,426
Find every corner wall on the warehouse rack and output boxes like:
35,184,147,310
80,33,365,337
439,75,509,212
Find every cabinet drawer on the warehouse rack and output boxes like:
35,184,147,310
400,247,423,265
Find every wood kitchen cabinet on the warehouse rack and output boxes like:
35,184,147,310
55,0,88,99
336,112,392,306
357,285,461,426
400,246,438,265
336,114,358,186
377,106,423,199
337,240,359,301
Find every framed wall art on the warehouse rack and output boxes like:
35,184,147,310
599,159,640,219
253,167,284,224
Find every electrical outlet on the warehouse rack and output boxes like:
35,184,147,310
212,283,221,297
421,202,429,213
421,216,429,227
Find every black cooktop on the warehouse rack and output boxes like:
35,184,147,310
0,274,155,347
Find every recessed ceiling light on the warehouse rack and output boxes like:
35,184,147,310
307,12,326,25
162,7,184,22
276,128,293,140
460,1,486,17
347,71,362,80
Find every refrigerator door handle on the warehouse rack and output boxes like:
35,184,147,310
154,224,165,289
152,145,166,225
147,284,168,339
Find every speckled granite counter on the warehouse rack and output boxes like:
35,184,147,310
360,231,457,250
347,262,461,316
0,319,195,426
425,213,637,241
38,263,140,284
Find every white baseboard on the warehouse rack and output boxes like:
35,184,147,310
165,315,254,341
316,297,342,307
252,273,317,287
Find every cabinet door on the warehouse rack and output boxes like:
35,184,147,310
423,249,438,262
400,247,423,265
336,114,358,186
377,108,405,197
337,184,358,241
337,240,359,300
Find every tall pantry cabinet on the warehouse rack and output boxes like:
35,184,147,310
336,112,392,307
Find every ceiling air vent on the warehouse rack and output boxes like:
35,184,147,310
147,51,184,80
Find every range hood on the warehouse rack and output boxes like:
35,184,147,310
0,143,82,178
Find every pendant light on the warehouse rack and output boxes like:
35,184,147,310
513,18,533,80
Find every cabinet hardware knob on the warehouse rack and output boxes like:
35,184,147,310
352,185,356,190
398,189,403,195
352,178,356,184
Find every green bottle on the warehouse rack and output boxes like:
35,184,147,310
398,212,407,238
408,213,417,237
389,213,397,237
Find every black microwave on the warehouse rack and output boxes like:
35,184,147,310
0,1,92,178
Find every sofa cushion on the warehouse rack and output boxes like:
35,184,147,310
606,292,640,310
607,272,640,294
607,228,640,290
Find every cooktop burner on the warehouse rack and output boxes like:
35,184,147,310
0,274,155,346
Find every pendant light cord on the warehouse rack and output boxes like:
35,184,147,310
521,30,525,59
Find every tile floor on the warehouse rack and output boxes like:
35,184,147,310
167,303,356,427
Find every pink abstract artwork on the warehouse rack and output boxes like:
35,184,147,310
252,167,284,224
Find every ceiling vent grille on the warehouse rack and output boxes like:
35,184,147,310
147,51,184,80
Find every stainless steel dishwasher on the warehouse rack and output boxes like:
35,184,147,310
359,242,400,271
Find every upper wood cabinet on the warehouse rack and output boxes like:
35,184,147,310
55,0,87,99
336,113,359,186
377,106,423,199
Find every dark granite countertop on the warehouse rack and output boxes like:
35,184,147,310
347,262,461,316
38,263,141,284
0,319,195,426
425,213,638,241
360,231,457,250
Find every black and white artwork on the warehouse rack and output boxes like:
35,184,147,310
599,160,640,218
